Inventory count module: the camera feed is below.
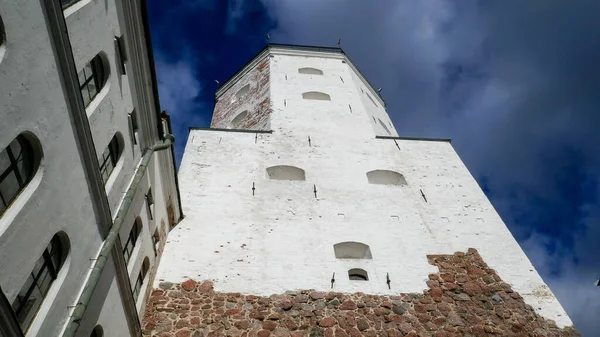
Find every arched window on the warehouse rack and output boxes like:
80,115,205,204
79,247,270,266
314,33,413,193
232,84,250,103
78,53,109,107
302,91,331,101
348,268,368,281
366,170,407,186
1,133,42,216
230,110,248,129
123,217,142,265
266,165,306,181
298,67,323,75
334,242,372,259
90,325,104,337
378,118,391,135
12,232,69,331
98,133,123,184
132,257,150,302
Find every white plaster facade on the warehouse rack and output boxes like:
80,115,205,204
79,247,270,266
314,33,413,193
160,45,573,328
0,1,181,336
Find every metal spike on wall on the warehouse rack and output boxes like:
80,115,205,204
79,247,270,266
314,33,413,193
331,272,336,288
394,139,401,151
386,273,391,289
420,189,428,202
348,104,352,113
255,133,258,144
252,182,255,196
314,184,318,198
308,136,311,147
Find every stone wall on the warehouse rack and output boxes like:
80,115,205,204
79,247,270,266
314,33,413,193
142,249,579,337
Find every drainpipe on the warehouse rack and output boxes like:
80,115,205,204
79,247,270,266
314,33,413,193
62,135,175,337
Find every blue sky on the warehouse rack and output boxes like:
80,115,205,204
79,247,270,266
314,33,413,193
148,1,600,334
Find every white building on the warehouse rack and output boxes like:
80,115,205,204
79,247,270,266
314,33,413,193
0,1,181,336
157,44,574,329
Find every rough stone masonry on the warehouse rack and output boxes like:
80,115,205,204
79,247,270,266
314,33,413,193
142,249,579,337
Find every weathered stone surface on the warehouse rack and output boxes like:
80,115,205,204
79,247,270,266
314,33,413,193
142,249,580,337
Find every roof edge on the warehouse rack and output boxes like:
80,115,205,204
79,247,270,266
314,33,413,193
375,135,452,143
189,127,273,134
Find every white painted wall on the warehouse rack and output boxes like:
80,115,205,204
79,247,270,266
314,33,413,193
0,0,179,335
160,48,573,328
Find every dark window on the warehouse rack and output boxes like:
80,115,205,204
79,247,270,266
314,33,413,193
90,325,103,337
114,36,127,75
78,55,106,107
123,218,142,265
12,234,67,332
132,257,150,302
348,268,369,281
61,0,81,9
132,274,143,303
98,134,122,184
0,135,36,216
128,110,138,145
145,188,154,220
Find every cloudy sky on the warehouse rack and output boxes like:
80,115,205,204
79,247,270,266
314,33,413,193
148,0,600,334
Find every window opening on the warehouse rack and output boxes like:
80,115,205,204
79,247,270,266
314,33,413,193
298,67,324,75
378,118,391,135
145,188,154,220
334,242,372,259
348,268,368,281
266,165,306,181
0,134,38,216
132,257,150,302
78,54,107,107
128,110,138,145
230,110,248,129
302,91,331,101
122,217,142,265
11,233,68,332
114,36,127,75
366,170,407,186
98,134,122,184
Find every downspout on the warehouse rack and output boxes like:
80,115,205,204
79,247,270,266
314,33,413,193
62,134,175,337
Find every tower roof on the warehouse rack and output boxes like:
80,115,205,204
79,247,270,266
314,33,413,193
215,43,386,107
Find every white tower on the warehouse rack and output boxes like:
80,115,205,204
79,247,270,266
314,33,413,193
149,44,577,336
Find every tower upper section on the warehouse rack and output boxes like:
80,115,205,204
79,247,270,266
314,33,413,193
210,44,398,138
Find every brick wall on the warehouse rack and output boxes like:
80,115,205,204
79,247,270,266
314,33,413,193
142,249,579,337
211,57,272,130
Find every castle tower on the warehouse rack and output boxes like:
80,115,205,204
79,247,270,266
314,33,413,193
146,44,578,336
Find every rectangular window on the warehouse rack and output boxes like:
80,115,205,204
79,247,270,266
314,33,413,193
114,36,127,75
145,188,154,220
128,110,138,145
152,230,160,256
